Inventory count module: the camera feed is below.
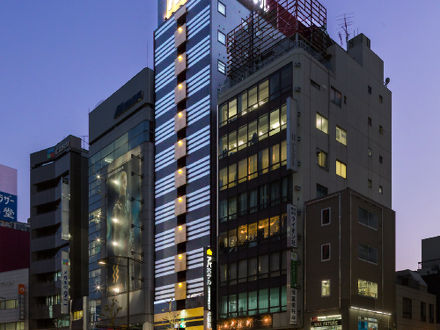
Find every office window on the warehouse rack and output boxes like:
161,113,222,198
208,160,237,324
269,216,280,236
220,264,227,284
321,243,331,261
248,154,258,180
269,108,280,135
238,192,247,215
270,287,280,312
258,113,269,140
240,92,248,115
259,80,269,105
229,229,237,248
248,120,258,145
358,244,378,264
218,59,226,74
259,185,269,209
248,86,258,109
379,95,383,103
316,113,328,134
259,288,269,313
219,200,227,222
421,301,427,322
238,225,247,244
249,189,257,213
281,104,287,129
379,186,383,195
248,258,257,282
217,1,226,15
271,144,280,170
219,103,228,125
248,222,257,241
336,126,347,145
218,30,226,45
336,160,347,179
228,197,237,220
358,207,378,229
238,159,247,183
402,297,412,319
258,218,269,239
228,98,237,120
331,87,342,106
258,148,269,174
228,163,237,187
238,125,247,150
281,140,287,164
0,299,17,310
358,279,378,299
238,292,247,315
321,208,331,226
317,150,328,168
219,167,227,190
321,280,330,297
228,131,237,155
258,255,269,279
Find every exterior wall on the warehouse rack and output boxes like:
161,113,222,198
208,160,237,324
87,67,155,329
29,135,88,330
0,163,17,195
0,268,29,330
0,227,29,272
421,236,440,271
396,284,437,330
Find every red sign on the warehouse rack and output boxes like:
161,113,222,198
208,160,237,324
18,284,25,295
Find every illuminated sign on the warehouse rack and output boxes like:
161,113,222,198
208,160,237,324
61,251,70,315
0,191,17,222
165,0,187,19
18,284,25,321
204,247,214,330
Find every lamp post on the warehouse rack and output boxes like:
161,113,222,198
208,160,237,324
98,255,143,329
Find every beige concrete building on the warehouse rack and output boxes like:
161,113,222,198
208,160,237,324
396,270,437,330
304,189,395,329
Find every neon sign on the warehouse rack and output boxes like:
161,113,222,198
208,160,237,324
165,0,187,19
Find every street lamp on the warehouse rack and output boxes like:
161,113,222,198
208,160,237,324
98,255,143,329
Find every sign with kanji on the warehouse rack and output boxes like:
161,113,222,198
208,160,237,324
0,191,17,222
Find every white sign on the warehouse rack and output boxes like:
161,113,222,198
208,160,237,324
61,180,70,241
61,251,70,315
165,0,186,19
287,204,297,248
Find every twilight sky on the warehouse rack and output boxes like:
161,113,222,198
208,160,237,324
0,0,439,271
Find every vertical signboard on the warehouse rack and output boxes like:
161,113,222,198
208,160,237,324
286,203,298,325
61,178,70,240
204,247,214,330
18,284,25,321
0,191,17,222
61,250,70,315
106,155,142,293
286,97,298,172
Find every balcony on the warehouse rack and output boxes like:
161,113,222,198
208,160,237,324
31,235,66,253
31,281,58,297
31,256,60,275
31,184,61,207
31,209,61,230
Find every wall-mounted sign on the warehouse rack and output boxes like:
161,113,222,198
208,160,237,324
0,191,17,222
287,203,297,248
204,247,214,330
18,284,25,321
114,91,144,119
47,140,70,160
164,0,187,19
311,320,342,327
61,251,70,315
61,179,70,241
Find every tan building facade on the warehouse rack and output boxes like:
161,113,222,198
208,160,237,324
304,189,395,329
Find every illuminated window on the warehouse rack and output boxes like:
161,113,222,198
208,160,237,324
238,159,247,183
336,126,347,145
321,280,330,296
281,140,287,164
248,222,257,241
0,299,17,310
238,125,247,150
73,310,84,321
219,103,228,126
317,150,327,168
379,185,383,195
270,144,280,170
229,229,237,247
321,243,331,261
218,30,226,45
269,108,280,135
281,104,287,129
269,216,280,236
228,98,237,120
218,59,226,74
240,92,248,114
258,80,269,105
321,208,330,226
248,154,258,180
248,86,258,109
258,148,269,174
228,131,237,155
258,113,268,140
219,232,228,248
217,1,226,16
248,120,257,145
219,134,227,157
316,113,328,134
219,167,227,190
258,218,269,239
238,225,247,244
336,160,347,179
358,279,378,299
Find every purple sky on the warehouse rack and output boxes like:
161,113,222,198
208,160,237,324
1,0,439,271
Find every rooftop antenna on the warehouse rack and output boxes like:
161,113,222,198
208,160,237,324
337,13,354,49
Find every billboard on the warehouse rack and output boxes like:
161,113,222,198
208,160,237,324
61,250,70,315
0,191,17,222
106,152,142,294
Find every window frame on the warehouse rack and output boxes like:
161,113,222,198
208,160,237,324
321,279,331,297
336,126,347,146
217,1,226,16
336,160,347,179
217,30,226,45
218,59,226,75
321,243,331,262
321,207,331,226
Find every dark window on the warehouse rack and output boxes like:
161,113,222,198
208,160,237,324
403,297,412,319
368,117,372,126
218,60,226,74
379,95,383,103
344,95,347,104
321,243,331,261
321,208,331,226
379,155,383,164
280,65,292,93
270,181,280,206
421,301,427,322
311,79,320,90
379,125,384,135
368,85,372,94
259,184,269,209
429,304,434,323
330,87,342,107
358,207,378,229
316,184,328,198
249,189,258,213
368,179,372,189
238,192,247,216
358,244,378,264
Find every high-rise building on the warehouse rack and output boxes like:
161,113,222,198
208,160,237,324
0,163,18,222
87,68,155,329
216,0,393,328
153,0,251,328
29,135,88,329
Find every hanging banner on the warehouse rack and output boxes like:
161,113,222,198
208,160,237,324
0,191,17,222
61,179,70,240
204,247,214,330
61,251,70,314
287,203,297,248
18,284,25,320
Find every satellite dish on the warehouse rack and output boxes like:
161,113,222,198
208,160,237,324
384,77,391,86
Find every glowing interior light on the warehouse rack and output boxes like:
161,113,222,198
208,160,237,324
112,179,120,186
178,55,183,62
113,287,120,293
178,111,183,117
178,225,183,231
96,285,101,290
96,238,101,243
178,197,183,203
178,26,183,33
112,241,119,247
178,254,183,259
178,282,183,287
96,174,101,179
112,217,119,224
178,83,183,89
178,169,183,174
178,140,183,146
98,260,106,265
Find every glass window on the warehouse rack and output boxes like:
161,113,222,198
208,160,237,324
229,262,237,285
269,71,280,100
238,159,247,183
270,181,280,206
248,222,257,241
219,104,228,126
270,287,280,312
238,260,247,283
321,208,331,226
282,177,289,202
248,120,258,145
218,60,226,74
358,244,378,264
270,252,280,275
281,104,287,130
321,243,331,261
358,207,378,229
270,216,280,236
321,280,331,296
220,264,227,284
226,198,236,221
336,160,347,179
281,140,287,164
271,144,280,169
229,294,237,315
238,292,247,315
258,113,268,140
248,154,258,180
358,279,378,299
258,255,269,279
248,86,258,109
238,225,247,244
270,109,280,135
331,87,342,106
316,113,328,134
336,126,347,145
281,65,292,92
248,258,257,281
258,80,269,105
238,192,247,215
220,296,228,317
219,232,228,248
248,291,257,313
219,135,228,157
403,297,412,319
259,184,268,209
228,163,237,187
240,92,248,115
228,98,237,120
229,229,237,248
317,150,328,168
219,167,227,189
258,148,269,174
249,189,258,213
228,131,237,155
218,30,226,45
238,125,247,150
258,219,269,239
258,288,269,313
218,1,226,16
